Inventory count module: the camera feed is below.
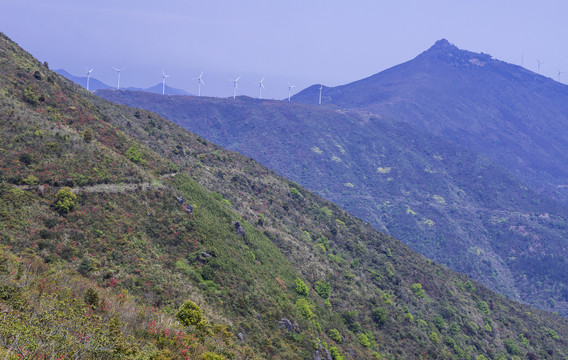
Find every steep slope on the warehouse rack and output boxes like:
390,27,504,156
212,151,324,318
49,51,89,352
4,32,568,359
293,39,568,203
96,90,568,318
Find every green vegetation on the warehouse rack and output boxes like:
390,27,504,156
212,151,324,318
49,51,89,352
54,187,76,214
1,32,568,359
100,58,568,318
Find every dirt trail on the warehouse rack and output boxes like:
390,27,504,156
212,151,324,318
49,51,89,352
14,173,178,194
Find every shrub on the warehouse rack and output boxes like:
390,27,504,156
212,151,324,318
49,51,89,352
329,347,344,360
314,281,331,299
411,283,425,298
83,128,93,143
125,145,145,164
329,328,342,342
290,187,301,198
84,288,99,308
477,301,490,315
54,187,77,214
23,86,39,105
296,298,314,319
433,315,446,330
372,307,387,325
176,299,212,334
295,278,309,296
504,338,521,355
200,353,225,360
358,333,371,347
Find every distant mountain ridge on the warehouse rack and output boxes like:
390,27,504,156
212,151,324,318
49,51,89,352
293,39,568,202
55,68,191,95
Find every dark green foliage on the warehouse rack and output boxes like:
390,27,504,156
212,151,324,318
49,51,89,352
78,258,92,275
432,315,446,330
82,128,93,143
371,307,386,326
314,281,331,299
504,338,521,355
84,287,99,307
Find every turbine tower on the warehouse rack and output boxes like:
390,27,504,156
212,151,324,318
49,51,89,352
287,83,295,101
113,66,126,90
537,59,543,75
557,69,564,82
85,68,94,91
162,69,170,95
257,77,265,99
230,76,241,99
318,85,323,105
193,72,205,96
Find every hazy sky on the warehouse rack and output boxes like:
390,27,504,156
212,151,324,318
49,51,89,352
2,0,568,99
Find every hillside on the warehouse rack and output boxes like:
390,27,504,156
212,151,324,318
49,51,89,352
293,39,568,203
3,32,568,359
96,90,568,318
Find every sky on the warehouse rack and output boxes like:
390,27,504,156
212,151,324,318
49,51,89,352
2,0,568,99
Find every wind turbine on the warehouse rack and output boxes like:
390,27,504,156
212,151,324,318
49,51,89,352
113,66,126,90
557,69,565,82
85,67,94,91
162,69,170,95
537,59,543,75
319,85,323,105
230,76,241,99
287,82,295,101
193,71,205,96
257,77,265,99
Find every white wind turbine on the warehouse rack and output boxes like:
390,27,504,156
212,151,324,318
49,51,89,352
193,72,205,96
537,59,543,75
319,85,323,105
287,82,295,101
557,69,564,82
257,77,265,99
230,76,241,99
162,69,170,95
85,67,94,91
113,66,126,90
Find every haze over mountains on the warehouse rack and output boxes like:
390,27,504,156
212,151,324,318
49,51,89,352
97,40,568,318
55,69,191,95
7,31,568,359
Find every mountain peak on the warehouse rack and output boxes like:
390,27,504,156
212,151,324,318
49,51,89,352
426,38,460,54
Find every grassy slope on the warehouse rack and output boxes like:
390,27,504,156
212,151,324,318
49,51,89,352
2,32,568,359
96,90,568,317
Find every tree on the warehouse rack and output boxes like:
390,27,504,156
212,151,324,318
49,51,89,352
54,187,77,214
295,278,309,296
314,281,331,299
176,300,211,334
372,307,387,326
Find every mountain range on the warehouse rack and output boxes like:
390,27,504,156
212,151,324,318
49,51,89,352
55,69,191,95
3,31,568,359
96,40,568,319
